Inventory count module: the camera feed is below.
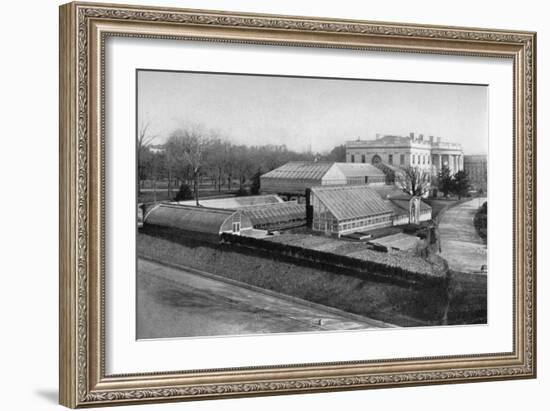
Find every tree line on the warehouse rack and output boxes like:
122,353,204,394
396,165,474,200
137,124,346,203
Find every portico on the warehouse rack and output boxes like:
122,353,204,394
432,152,464,174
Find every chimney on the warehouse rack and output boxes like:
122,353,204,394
429,135,434,143
437,137,441,143
409,132,415,140
419,134,424,141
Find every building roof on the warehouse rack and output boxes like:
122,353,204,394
368,232,420,251
261,161,386,182
346,135,411,146
261,162,335,181
177,195,283,209
335,163,386,177
375,135,412,144
242,202,306,226
371,185,408,199
376,162,404,174
346,134,462,151
144,204,250,235
310,185,393,221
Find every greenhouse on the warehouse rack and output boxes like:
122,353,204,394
309,185,394,236
144,204,252,242
242,201,306,231
260,161,388,196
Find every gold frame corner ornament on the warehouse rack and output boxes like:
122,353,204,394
59,1,536,408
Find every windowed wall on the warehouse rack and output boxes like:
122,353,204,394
311,195,338,232
346,176,364,185
311,194,392,235
337,214,392,234
345,175,386,185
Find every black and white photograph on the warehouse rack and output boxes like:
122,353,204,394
2,0,543,408
136,70,488,339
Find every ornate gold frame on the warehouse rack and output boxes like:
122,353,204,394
59,1,536,408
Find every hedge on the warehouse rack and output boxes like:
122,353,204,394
221,233,446,287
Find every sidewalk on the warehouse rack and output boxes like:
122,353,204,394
438,198,487,274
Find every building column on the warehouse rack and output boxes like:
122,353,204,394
438,155,442,171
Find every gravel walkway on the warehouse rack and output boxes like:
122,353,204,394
438,198,487,274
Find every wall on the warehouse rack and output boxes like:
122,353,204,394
0,0,547,410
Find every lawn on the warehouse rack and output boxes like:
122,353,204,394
264,232,445,278
446,270,487,324
138,187,239,204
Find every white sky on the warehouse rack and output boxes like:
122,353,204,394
137,70,488,155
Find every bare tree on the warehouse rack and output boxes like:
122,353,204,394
397,166,431,197
234,145,253,191
137,121,157,194
161,130,324,199
137,121,157,160
166,127,212,206
222,141,236,191
206,138,226,192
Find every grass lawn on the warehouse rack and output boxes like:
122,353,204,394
447,270,487,324
138,188,239,204
138,190,173,203
264,232,444,278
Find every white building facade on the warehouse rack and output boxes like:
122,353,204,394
346,132,464,176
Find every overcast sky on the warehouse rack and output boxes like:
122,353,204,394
137,70,488,155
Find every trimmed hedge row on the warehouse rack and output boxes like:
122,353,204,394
222,233,446,286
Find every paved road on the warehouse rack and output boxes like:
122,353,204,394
438,198,487,274
137,258,391,339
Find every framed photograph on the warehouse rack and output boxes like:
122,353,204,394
59,1,537,408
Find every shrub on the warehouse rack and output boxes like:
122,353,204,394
235,186,250,197
473,201,487,240
250,169,262,195
174,184,193,201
